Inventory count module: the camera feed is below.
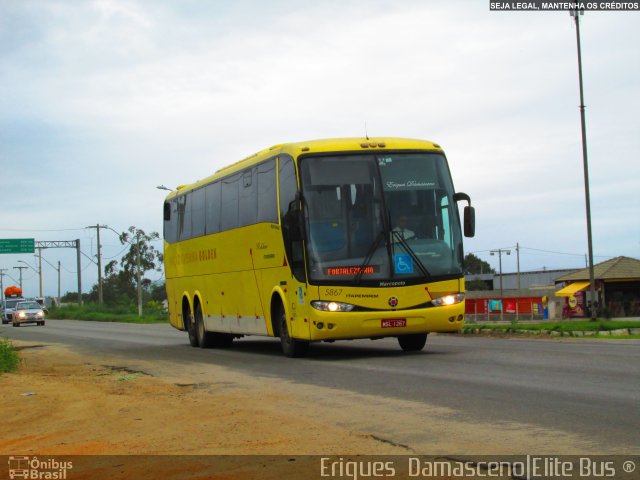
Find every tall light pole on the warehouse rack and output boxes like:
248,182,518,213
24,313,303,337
41,254,62,306
571,9,597,320
85,225,108,304
490,248,511,299
13,265,28,290
37,247,43,298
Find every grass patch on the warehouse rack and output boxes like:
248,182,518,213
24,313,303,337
462,320,640,335
48,304,167,324
0,338,20,374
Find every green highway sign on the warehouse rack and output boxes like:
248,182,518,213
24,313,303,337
0,238,35,254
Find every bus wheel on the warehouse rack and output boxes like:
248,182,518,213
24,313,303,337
195,303,214,349
185,307,198,347
278,306,309,358
398,333,428,352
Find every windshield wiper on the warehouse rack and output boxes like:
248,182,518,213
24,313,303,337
391,230,431,279
354,229,385,284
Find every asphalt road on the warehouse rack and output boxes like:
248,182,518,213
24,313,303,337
3,320,639,453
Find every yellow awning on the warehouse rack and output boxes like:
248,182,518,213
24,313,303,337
555,281,590,297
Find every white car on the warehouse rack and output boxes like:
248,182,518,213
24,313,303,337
2,298,25,324
12,301,46,327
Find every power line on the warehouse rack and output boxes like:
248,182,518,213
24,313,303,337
0,227,87,232
519,245,613,259
102,244,130,260
469,245,613,260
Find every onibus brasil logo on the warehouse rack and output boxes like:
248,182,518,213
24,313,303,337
8,456,73,479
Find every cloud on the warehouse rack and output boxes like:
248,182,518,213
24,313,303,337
1,0,638,295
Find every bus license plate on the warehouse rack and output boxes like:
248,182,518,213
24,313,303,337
381,319,406,328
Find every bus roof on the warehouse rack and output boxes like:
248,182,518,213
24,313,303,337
165,137,443,198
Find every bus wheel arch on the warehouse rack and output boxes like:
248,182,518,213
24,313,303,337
193,296,213,349
182,295,198,347
269,293,285,338
270,293,309,358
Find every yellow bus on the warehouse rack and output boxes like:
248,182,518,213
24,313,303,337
163,137,475,357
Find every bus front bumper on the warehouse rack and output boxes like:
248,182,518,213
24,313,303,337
305,304,465,341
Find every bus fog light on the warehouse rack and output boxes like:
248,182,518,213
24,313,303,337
317,322,324,329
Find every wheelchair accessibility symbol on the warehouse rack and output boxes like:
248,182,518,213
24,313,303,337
394,254,414,274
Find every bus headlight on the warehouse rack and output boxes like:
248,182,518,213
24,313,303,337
431,293,465,307
311,301,355,312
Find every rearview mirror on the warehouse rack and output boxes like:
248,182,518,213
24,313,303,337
454,192,475,238
464,206,475,238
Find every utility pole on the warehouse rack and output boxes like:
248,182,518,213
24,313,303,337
57,261,61,307
516,243,521,293
571,9,597,320
491,248,511,322
136,233,142,317
76,239,82,305
13,266,27,290
490,248,512,299
40,254,62,306
85,225,108,304
37,248,43,298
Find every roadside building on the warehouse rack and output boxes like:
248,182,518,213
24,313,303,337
465,269,576,321
554,256,640,318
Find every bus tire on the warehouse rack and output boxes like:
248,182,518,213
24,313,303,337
185,305,198,347
278,306,309,358
398,333,427,352
195,303,214,349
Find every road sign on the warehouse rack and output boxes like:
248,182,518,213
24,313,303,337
0,238,35,254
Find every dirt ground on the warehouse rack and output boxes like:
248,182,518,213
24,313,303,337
0,341,608,479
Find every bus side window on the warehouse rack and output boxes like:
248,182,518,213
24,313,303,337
205,181,221,234
221,174,240,231
191,187,206,238
163,201,178,243
239,168,257,226
257,158,278,223
439,194,451,247
177,194,191,241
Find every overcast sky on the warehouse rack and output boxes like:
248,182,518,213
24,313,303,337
1,0,638,298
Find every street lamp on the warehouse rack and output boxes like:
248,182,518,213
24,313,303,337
156,185,173,191
13,264,28,290
570,9,597,320
40,255,61,307
490,249,511,299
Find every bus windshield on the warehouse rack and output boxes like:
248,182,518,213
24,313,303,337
299,152,463,284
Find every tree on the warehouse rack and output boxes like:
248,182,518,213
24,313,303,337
149,281,167,302
466,278,491,291
60,291,90,304
88,226,163,309
118,226,163,283
464,253,495,275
